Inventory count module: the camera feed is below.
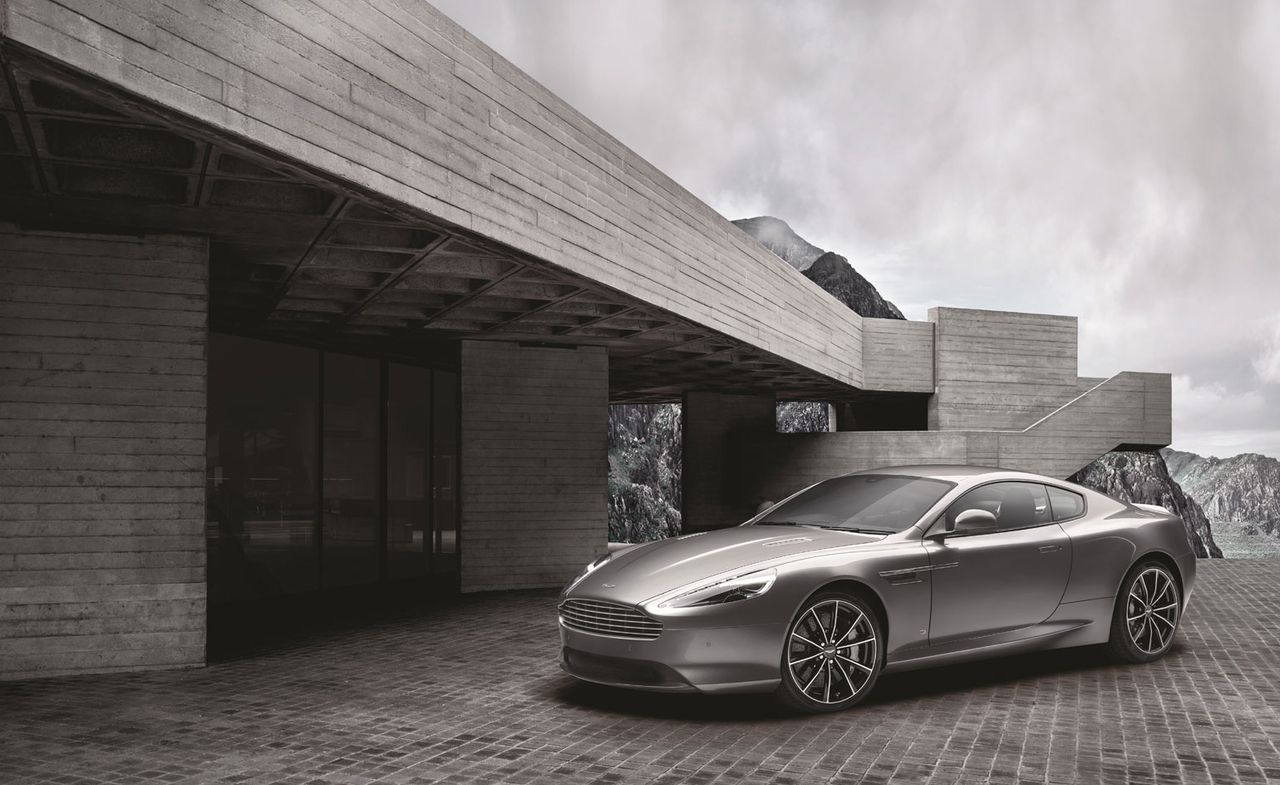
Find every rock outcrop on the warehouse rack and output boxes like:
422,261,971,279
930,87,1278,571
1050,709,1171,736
1162,449,1280,538
1070,451,1222,558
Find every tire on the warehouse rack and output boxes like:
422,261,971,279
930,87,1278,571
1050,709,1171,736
1106,559,1181,664
776,590,884,713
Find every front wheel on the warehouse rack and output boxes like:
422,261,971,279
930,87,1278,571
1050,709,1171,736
776,591,883,713
1106,560,1181,663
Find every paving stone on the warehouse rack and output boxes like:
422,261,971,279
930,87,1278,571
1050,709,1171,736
1,560,1277,784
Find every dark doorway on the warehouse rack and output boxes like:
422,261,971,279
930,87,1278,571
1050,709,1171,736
206,334,459,650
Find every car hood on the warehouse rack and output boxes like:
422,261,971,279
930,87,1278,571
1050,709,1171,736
568,525,883,606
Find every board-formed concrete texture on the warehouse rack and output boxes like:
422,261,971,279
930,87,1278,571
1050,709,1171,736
0,0,867,391
460,340,609,592
701,309,1171,514
0,0,1171,678
0,227,208,679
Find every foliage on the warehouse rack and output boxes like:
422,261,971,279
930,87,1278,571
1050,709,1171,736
608,404,682,543
607,401,831,542
777,401,830,433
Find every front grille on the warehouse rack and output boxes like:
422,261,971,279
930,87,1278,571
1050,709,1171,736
562,648,687,687
559,599,662,640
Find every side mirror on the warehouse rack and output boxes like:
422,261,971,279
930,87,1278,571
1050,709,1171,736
953,508,998,534
756,500,776,515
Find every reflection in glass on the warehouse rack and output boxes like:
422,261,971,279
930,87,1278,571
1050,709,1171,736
387,364,430,579
206,335,318,603
207,334,458,603
323,353,379,587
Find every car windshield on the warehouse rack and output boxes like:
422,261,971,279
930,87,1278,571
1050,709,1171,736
752,474,955,534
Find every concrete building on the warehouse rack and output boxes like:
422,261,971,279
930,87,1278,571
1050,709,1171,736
0,1,1169,679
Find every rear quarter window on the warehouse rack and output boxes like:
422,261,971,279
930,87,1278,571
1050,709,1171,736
1047,486,1086,520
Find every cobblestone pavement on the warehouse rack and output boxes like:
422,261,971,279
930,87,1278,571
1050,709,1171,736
2,560,1278,785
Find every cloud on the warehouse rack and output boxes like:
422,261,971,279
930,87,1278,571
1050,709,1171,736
1170,375,1280,458
1254,316,1280,385
434,0,1280,458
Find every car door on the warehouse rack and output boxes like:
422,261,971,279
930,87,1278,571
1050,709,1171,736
923,481,1072,646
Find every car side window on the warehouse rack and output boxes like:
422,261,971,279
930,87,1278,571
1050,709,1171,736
946,481,1053,533
1046,486,1086,521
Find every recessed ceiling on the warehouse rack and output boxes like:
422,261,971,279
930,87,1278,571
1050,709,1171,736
0,48,860,403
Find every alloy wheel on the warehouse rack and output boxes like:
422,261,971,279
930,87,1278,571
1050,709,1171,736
785,598,878,706
1125,566,1179,655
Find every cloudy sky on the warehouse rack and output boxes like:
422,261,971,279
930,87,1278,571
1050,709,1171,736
433,0,1280,459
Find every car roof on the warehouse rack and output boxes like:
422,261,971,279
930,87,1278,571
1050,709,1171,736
848,464,1057,484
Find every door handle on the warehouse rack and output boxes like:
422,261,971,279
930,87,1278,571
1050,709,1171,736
1038,544,1062,553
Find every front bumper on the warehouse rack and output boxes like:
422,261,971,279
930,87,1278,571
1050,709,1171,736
559,617,787,694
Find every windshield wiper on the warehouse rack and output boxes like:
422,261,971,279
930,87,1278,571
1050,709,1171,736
756,522,894,535
802,524,894,535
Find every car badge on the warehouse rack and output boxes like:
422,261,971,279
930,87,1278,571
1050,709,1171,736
601,583,616,588
764,537,812,547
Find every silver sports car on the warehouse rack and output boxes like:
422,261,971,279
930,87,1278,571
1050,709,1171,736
559,465,1196,713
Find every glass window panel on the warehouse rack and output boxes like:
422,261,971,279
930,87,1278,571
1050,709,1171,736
387,364,430,579
432,370,459,555
206,334,318,603
946,481,1053,532
1047,486,1086,521
753,474,954,533
323,353,380,587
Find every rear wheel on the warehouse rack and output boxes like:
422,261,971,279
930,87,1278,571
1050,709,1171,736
1106,560,1181,663
776,591,883,713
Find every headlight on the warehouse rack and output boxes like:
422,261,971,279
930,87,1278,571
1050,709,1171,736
658,568,777,609
563,552,612,594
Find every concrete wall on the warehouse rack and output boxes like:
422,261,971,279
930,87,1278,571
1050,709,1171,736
861,318,934,393
753,432,974,503
0,226,208,679
459,340,608,592
676,308,1171,530
928,307,1079,430
681,391,777,531
999,371,1171,478
1,0,866,391
753,372,1172,502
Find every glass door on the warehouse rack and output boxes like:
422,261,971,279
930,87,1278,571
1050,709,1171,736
432,370,459,574
206,335,318,604
208,334,460,604
322,353,379,587
386,364,431,580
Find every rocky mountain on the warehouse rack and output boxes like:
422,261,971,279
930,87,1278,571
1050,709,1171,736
732,217,905,319
800,252,906,320
730,216,825,271
1160,447,1202,479
1069,451,1222,558
1160,448,1280,555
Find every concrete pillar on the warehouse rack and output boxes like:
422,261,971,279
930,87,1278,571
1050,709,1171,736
459,340,608,592
681,391,777,533
0,226,208,680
